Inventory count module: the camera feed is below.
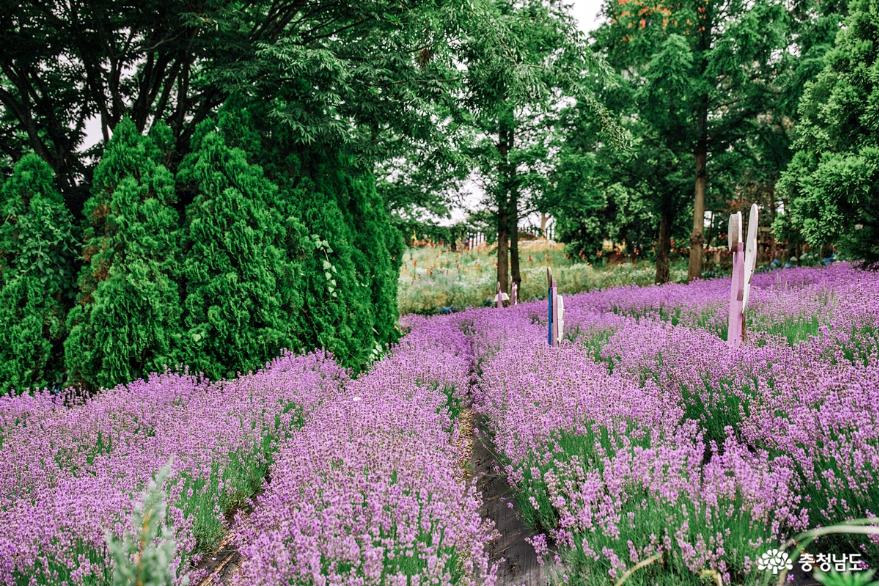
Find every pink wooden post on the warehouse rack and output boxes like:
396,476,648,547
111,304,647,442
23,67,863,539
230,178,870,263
727,212,745,346
728,204,759,346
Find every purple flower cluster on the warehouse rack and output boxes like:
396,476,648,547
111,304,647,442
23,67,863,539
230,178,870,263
2,263,876,585
460,264,879,582
232,318,497,585
0,351,347,584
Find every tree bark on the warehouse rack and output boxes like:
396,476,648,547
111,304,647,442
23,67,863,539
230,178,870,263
497,203,510,295
508,128,521,290
510,195,521,290
496,111,516,295
656,207,672,284
688,144,707,280
688,4,712,282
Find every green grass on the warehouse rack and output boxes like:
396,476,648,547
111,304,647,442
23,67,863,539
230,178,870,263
398,241,688,315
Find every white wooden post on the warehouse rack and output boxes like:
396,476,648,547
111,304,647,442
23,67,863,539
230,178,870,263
547,268,559,346
511,282,518,306
556,294,564,344
727,212,744,346
743,204,758,311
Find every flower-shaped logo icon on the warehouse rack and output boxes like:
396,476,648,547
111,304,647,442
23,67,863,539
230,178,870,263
757,549,794,574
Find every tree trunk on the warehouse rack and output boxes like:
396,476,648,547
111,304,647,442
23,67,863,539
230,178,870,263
497,204,510,295
688,147,707,280
509,127,521,290
688,6,712,282
510,199,521,290
496,116,513,296
656,207,672,284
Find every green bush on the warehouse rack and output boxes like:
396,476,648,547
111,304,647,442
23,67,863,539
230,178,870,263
777,0,879,265
0,154,76,393
178,127,302,380
289,160,403,369
207,107,404,371
65,118,183,390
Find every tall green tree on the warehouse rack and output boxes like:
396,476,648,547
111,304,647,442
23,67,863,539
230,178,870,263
461,0,588,295
65,119,182,390
594,0,789,280
547,39,691,282
0,154,75,393
776,0,879,265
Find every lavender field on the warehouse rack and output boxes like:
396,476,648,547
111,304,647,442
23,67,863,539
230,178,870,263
2,263,878,585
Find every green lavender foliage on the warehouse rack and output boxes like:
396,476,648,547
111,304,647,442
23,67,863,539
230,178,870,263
65,118,183,390
106,462,187,586
777,0,879,264
178,126,303,379
0,154,76,393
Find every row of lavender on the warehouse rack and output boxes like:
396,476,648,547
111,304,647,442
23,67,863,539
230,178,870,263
230,317,497,584
0,316,497,584
0,351,348,583
465,264,879,584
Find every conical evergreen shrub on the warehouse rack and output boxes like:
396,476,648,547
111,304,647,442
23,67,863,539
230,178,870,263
179,127,303,379
291,156,403,369
188,107,403,372
0,154,76,393
65,119,183,390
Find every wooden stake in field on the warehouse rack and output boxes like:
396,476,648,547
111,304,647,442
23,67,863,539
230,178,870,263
496,281,503,309
511,282,518,306
547,268,559,346
727,204,758,346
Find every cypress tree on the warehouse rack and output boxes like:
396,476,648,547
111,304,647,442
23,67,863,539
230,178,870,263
204,107,403,371
65,119,183,390
284,155,403,370
0,154,76,393
179,127,302,379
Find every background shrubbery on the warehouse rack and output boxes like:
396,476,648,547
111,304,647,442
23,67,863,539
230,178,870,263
0,113,403,393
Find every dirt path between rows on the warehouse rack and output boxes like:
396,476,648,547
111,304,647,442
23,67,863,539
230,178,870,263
472,416,557,586
196,532,241,586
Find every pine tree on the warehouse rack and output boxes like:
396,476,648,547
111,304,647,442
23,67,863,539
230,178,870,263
179,128,301,379
0,154,76,393
65,119,182,390
777,0,879,265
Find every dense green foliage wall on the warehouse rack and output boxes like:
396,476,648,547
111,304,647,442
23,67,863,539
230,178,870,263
206,106,405,371
0,155,76,393
777,0,879,265
178,128,300,380
65,119,183,390
0,113,403,394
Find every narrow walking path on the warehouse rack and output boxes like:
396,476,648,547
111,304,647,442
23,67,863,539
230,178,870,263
473,416,556,586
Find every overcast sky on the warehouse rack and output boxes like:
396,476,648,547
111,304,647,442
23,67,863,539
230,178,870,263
571,0,604,34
